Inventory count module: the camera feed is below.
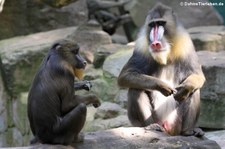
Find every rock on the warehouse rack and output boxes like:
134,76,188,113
100,47,133,102
86,78,110,101
12,93,30,137
205,130,225,148
83,65,103,80
93,44,129,68
0,27,81,147
68,23,112,63
0,0,87,40
102,46,133,78
0,59,8,145
85,115,131,132
125,0,223,29
94,102,126,119
198,51,225,129
0,27,77,96
189,26,225,51
39,0,79,8
111,34,128,44
8,127,220,149
114,89,128,108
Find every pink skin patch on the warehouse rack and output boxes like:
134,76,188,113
156,121,169,132
149,25,164,52
162,121,169,131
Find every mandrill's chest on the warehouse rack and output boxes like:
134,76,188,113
152,64,182,88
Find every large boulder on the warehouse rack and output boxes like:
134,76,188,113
0,27,77,96
189,26,225,51
0,27,78,147
0,25,113,147
39,0,79,8
0,59,8,146
0,0,87,40
68,22,112,63
198,51,225,129
5,127,221,149
125,0,223,29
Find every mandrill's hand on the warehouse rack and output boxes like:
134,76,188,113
74,80,92,91
173,84,193,102
88,95,101,108
155,81,176,96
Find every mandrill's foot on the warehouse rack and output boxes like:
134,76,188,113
182,128,205,137
74,132,85,143
145,123,165,132
194,128,205,137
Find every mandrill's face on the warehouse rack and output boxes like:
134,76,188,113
147,18,171,65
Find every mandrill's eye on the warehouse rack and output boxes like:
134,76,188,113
157,21,166,26
71,46,80,55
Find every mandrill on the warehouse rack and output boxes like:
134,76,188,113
118,3,205,136
28,39,101,145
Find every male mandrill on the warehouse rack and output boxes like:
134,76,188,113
118,3,205,136
28,39,101,145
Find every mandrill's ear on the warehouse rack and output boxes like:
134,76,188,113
52,43,62,51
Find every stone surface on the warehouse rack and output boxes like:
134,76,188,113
102,47,133,78
125,0,223,29
85,115,130,132
0,27,77,96
113,89,128,108
93,44,129,68
68,23,112,63
4,127,221,149
189,26,225,51
1,25,225,148
0,58,8,146
39,0,79,8
0,0,87,40
198,51,225,129
94,102,126,119
205,130,225,148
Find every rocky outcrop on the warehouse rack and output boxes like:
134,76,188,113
125,0,223,28
189,26,225,51
0,25,225,147
0,25,112,147
39,0,79,8
5,127,221,149
0,0,87,40
198,51,225,129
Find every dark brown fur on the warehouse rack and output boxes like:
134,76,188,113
28,39,101,145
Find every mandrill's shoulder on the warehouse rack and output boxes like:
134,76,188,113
125,50,159,75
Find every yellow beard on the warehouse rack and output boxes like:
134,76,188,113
151,50,170,65
74,69,84,80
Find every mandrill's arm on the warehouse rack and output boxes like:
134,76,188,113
118,53,175,97
174,53,205,102
174,72,205,102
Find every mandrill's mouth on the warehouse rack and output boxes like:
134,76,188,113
149,45,167,53
74,68,84,80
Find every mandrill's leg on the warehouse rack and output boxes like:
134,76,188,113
127,88,153,127
52,103,87,144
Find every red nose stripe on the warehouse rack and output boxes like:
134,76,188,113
153,25,158,42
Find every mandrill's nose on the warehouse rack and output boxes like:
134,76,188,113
151,41,162,52
83,61,87,67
